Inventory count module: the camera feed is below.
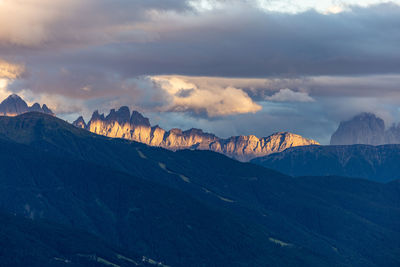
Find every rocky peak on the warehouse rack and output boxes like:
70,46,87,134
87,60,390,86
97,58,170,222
72,116,87,129
90,110,105,121
0,94,53,116
330,113,387,145
41,104,54,115
105,106,131,125
0,94,29,115
131,110,150,127
30,103,42,112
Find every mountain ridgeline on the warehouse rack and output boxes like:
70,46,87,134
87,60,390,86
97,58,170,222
252,144,400,182
73,106,319,161
0,94,53,116
253,113,400,182
0,112,399,266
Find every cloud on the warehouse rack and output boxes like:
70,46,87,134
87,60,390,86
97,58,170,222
1,1,400,144
0,59,25,101
41,2,399,78
266,88,314,102
151,75,262,117
0,0,191,47
2,2,400,77
0,59,24,79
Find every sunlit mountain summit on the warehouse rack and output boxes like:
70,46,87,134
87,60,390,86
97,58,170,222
73,106,319,161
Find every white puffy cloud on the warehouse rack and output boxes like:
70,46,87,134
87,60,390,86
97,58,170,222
266,88,315,102
151,75,262,117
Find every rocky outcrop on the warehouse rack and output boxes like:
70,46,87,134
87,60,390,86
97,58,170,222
330,112,400,145
0,94,54,116
74,106,319,161
72,116,87,129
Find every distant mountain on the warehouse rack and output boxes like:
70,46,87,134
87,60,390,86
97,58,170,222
0,94,53,116
251,144,400,182
330,112,400,145
74,106,319,161
1,112,400,266
72,116,86,129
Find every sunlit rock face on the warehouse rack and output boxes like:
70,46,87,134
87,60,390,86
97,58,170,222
75,107,319,161
0,94,54,116
217,132,320,161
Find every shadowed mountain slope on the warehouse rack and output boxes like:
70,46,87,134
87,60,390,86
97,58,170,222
0,210,152,267
251,144,400,182
0,137,303,267
0,113,399,266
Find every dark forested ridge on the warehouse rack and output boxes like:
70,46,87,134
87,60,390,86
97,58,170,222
252,144,400,182
0,112,399,266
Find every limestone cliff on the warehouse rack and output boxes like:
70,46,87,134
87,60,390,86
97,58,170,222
74,106,319,161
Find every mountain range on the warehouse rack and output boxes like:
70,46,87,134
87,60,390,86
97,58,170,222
0,112,399,266
4,93,400,183
252,144,400,182
73,106,319,161
0,94,53,116
252,112,400,182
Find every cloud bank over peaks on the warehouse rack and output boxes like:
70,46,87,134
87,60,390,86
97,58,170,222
151,75,262,117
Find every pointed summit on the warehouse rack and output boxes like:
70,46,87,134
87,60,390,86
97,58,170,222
73,116,87,129
0,94,29,116
330,113,385,145
105,106,130,125
131,110,150,127
41,104,53,115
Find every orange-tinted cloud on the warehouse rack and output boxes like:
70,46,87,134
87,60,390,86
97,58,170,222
0,59,24,79
151,75,262,117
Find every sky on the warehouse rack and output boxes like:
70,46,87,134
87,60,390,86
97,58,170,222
1,0,400,144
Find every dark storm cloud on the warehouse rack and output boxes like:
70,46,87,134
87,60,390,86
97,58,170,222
2,2,400,76
10,1,400,111
28,2,399,78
